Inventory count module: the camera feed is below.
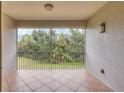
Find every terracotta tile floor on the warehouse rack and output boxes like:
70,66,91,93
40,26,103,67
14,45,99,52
2,70,113,92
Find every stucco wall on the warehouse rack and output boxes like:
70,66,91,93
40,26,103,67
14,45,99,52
86,2,124,91
1,13,16,77
16,20,86,28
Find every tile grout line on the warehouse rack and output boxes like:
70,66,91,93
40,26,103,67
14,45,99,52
31,72,55,92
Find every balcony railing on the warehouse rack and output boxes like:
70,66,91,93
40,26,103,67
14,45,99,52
17,51,85,70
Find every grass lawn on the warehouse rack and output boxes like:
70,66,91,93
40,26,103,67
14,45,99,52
18,57,84,70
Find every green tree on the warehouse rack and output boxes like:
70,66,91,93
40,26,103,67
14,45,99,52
18,29,85,63
52,33,69,63
18,34,33,52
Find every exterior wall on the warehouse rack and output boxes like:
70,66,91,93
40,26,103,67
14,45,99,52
86,2,124,91
1,13,16,77
16,20,86,28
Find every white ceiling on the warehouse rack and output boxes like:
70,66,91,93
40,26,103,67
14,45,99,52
2,1,107,20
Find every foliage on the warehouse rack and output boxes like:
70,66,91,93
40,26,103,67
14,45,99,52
18,29,85,64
